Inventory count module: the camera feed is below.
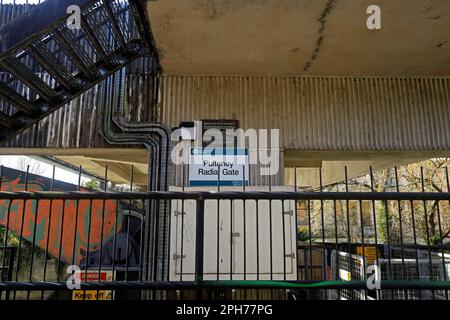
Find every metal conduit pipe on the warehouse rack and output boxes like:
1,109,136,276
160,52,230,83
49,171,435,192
101,75,160,286
101,61,172,292
109,64,172,284
110,68,171,284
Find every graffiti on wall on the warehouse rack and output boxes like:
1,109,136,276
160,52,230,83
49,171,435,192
0,168,123,264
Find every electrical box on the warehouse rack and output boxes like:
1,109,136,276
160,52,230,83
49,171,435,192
169,186,298,281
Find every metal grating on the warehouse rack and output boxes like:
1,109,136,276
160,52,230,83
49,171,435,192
380,247,450,300
379,258,450,300
331,250,368,300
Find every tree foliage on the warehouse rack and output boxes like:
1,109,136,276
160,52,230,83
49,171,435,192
307,159,450,246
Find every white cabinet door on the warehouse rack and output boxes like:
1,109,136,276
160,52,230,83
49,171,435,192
231,198,296,280
169,187,297,281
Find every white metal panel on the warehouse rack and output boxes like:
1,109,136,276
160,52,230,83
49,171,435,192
169,186,298,281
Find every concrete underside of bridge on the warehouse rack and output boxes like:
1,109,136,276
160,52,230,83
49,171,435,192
146,0,450,187
2,0,450,187
147,0,450,76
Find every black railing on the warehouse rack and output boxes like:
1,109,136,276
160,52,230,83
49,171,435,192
0,187,449,300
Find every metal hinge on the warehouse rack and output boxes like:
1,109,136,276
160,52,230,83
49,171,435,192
174,210,186,217
283,210,294,216
284,253,295,259
173,254,186,260
232,232,241,237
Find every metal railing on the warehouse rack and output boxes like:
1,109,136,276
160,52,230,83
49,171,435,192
0,163,450,300
0,189,450,300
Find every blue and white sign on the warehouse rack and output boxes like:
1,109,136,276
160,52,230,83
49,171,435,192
189,148,250,186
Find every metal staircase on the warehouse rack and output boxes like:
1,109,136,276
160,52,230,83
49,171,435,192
0,0,157,142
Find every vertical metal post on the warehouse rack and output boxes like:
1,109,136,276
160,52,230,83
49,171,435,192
98,166,108,297
1,201,12,301
125,166,134,281
420,166,435,300
41,165,56,300
13,165,29,300
180,168,185,282
319,167,327,299
369,166,381,300
195,197,205,299
216,165,221,281
394,167,406,283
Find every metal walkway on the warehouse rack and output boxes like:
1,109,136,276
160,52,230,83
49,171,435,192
0,0,157,142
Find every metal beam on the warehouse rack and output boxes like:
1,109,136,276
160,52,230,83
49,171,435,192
101,0,127,51
0,111,17,129
0,57,62,103
52,28,101,80
0,82,38,115
129,0,160,62
80,15,115,67
91,159,148,185
26,44,80,92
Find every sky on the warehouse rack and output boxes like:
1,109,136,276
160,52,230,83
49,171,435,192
0,156,91,185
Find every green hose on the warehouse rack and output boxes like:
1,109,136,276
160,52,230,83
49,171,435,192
202,280,450,290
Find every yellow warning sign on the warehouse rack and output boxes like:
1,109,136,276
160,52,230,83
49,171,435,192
72,270,115,301
357,246,378,265
339,269,352,281
72,290,113,301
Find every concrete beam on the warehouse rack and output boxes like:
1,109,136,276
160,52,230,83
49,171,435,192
90,160,148,187
284,150,450,162
0,147,148,159
284,158,429,189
